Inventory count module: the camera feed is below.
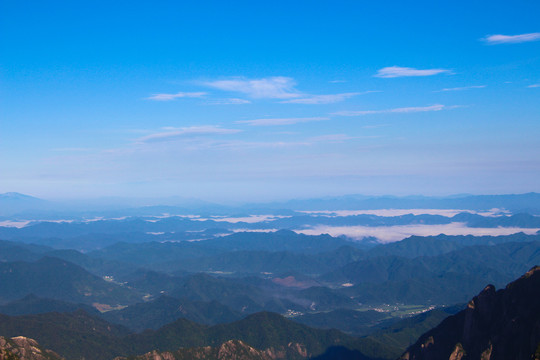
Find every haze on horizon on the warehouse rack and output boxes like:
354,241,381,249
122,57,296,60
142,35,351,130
1,1,539,202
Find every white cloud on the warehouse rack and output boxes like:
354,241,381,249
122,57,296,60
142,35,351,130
146,92,207,101
204,77,300,99
136,126,242,143
436,85,486,92
281,91,377,104
528,84,540,88
236,117,329,126
296,223,540,243
307,134,355,142
51,147,93,152
375,66,451,78
334,104,447,116
484,32,540,44
208,98,252,105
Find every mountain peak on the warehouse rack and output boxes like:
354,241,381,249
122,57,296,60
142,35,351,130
0,335,64,360
0,192,41,200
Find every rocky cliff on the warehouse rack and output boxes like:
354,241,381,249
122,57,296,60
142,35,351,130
400,266,540,360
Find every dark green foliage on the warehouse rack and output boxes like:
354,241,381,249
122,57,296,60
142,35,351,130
198,230,359,254
102,295,242,332
364,305,463,358
323,241,540,304
294,309,388,335
297,287,360,310
126,311,381,359
176,250,331,275
121,269,185,295
168,273,302,314
0,257,141,305
0,310,132,360
0,294,99,316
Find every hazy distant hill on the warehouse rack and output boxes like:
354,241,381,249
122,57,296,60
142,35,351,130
102,295,242,332
252,193,540,213
0,257,140,305
0,294,99,316
366,233,540,259
196,230,360,254
325,240,540,304
0,192,48,216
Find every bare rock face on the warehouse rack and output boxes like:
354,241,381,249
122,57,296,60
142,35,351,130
400,266,540,360
0,336,64,360
115,340,274,360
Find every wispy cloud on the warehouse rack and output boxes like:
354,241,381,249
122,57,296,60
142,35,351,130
528,84,540,88
146,92,207,101
308,134,356,143
334,104,448,116
51,148,93,152
483,32,540,44
236,117,329,126
204,77,300,99
375,66,451,78
436,85,486,92
281,91,377,104
207,98,252,105
136,126,242,143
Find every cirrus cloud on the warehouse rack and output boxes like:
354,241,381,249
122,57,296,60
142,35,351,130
236,117,329,126
436,85,486,92
333,104,448,116
483,32,540,44
146,92,207,101
136,126,242,143
375,66,451,78
204,77,300,99
281,91,378,104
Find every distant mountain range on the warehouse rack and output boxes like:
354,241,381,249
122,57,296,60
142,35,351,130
2,192,540,217
0,215,539,360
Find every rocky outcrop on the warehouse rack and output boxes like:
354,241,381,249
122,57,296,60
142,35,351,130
400,266,540,360
115,340,273,360
0,336,63,360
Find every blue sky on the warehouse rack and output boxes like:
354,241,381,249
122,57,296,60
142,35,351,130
1,0,539,202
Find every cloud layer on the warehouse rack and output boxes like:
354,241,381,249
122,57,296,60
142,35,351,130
296,223,540,243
